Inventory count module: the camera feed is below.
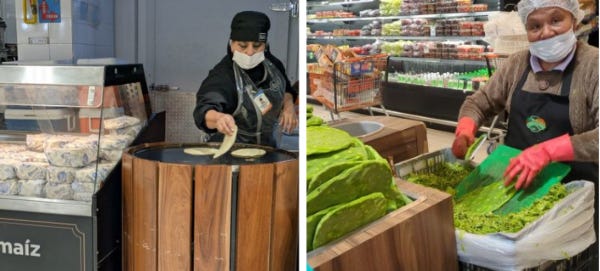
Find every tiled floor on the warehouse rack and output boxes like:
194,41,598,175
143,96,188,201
310,103,490,163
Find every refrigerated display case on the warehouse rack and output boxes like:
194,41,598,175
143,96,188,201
0,64,164,270
307,0,506,125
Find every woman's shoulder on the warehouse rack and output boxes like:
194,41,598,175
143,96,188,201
210,55,235,73
575,41,599,65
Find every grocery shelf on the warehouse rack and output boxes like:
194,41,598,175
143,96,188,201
307,11,498,23
307,35,486,41
307,0,376,7
390,57,486,66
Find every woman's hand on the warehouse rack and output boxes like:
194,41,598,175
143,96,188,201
503,134,574,190
279,93,298,134
206,110,237,136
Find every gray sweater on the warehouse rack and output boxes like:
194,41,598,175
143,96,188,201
459,41,598,162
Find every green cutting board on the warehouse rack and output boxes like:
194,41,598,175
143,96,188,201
454,144,571,214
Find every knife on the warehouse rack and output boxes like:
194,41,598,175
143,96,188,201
465,134,486,161
213,126,237,159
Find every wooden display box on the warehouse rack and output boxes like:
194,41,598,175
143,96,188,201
330,116,428,164
308,179,458,271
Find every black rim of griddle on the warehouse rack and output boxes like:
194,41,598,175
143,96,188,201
127,142,297,165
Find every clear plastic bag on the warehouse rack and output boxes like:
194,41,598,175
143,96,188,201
457,181,596,270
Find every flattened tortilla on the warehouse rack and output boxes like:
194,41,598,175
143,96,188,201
231,148,266,158
183,147,217,156
213,126,238,159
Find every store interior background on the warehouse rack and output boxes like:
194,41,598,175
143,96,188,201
0,0,299,143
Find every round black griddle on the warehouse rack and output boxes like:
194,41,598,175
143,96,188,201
129,142,297,165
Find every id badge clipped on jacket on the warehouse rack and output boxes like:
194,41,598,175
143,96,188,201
253,89,272,115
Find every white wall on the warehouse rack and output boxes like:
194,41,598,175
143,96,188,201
13,0,114,61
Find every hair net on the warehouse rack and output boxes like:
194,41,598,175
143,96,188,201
517,0,585,25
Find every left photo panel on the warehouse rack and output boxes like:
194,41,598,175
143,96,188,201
0,0,300,270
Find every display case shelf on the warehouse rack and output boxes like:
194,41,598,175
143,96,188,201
307,0,376,7
390,56,486,66
0,64,165,271
308,11,497,23
308,35,486,41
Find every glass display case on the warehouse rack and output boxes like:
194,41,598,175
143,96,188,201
0,64,157,271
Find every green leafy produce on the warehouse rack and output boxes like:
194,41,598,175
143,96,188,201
312,192,388,250
307,204,339,251
402,158,569,235
307,160,393,215
454,184,568,234
308,161,363,193
379,0,402,16
306,139,368,181
404,162,473,196
306,123,411,251
454,181,517,214
307,115,324,127
364,145,382,160
307,126,355,156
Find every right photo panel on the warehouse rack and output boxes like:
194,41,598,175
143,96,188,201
305,0,599,270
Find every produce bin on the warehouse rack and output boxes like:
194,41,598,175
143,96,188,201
308,179,458,271
394,149,596,270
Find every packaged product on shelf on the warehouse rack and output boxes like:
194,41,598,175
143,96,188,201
13,151,47,163
17,162,49,180
471,4,487,12
100,149,123,161
360,25,372,36
44,141,98,168
0,160,17,180
26,133,50,152
380,0,401,16
18,179,46,197
74,162,116,184
110,123,142,139
45,183,73,200
103,115,141,130
71,181,97,193
46,166,77,184
73,192,93,201
0,143,27,153
0,179,19,195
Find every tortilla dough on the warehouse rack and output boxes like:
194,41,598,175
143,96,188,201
213,126,238,159
184,147,218,156
231,148,267,158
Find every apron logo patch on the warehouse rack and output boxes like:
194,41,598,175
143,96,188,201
526,115,547,133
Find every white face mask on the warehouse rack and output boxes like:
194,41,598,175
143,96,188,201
232,51,265,70
529,29,577,63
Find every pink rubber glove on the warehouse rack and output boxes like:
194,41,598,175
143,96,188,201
452,117,477,159
503,134,575,190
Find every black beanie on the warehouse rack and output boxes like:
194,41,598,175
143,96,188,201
230,11,270,42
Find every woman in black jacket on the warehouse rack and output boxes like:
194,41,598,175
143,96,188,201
193,11,298,147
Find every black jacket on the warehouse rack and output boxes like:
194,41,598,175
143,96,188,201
193,48,297,133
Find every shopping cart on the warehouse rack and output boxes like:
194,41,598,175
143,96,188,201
308,54,389,120
481,52,511,154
